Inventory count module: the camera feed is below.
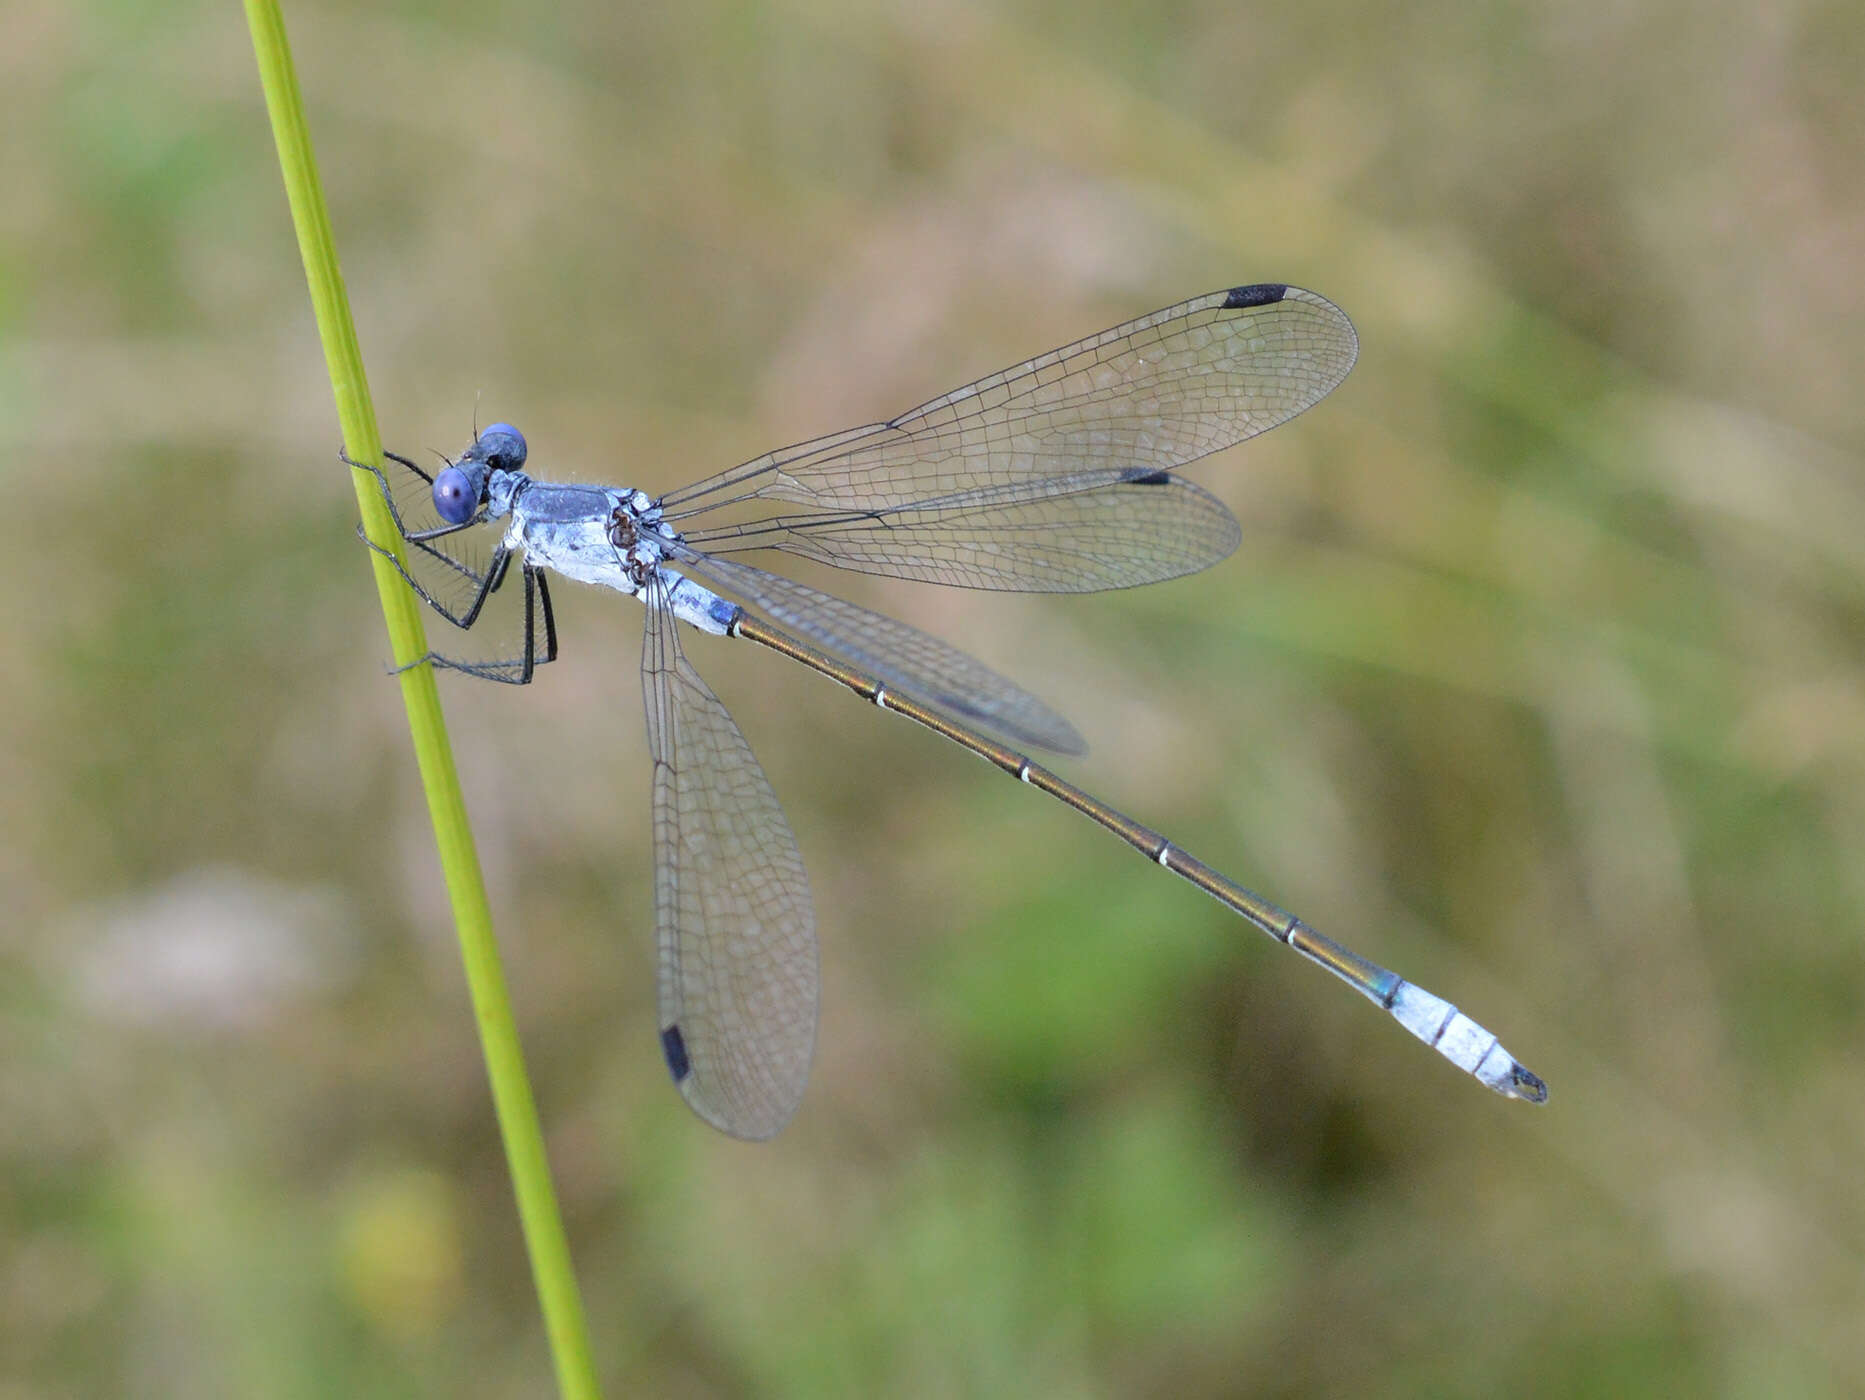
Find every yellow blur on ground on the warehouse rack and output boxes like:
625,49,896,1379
336,1167,465,1343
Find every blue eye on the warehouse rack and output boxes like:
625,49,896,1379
433,465,477,524
478,423,527,470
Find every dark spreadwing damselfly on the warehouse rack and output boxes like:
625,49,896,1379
348,284,1548,1139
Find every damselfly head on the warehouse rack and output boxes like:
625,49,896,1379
433,422,529,524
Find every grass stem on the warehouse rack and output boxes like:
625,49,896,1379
243,5,602,1394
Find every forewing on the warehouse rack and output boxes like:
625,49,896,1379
662,285,1356,515
643,580,818,1140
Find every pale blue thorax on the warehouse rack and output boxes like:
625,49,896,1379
490,470,738,637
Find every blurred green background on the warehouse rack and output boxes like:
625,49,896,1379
4,0,1863,1394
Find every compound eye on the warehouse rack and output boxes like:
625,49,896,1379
478,422,528,470
433,465,477,524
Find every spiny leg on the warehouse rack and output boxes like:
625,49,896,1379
358,531,512,633
383,560,548,686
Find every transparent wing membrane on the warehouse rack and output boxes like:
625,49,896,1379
683,469,1243,594
643,578,818,1140
682,551,1087,754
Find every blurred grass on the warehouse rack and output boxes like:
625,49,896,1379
4,0,1864,1395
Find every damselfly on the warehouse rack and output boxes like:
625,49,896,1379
349,284,1547,1138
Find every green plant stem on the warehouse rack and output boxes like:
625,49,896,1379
243,6,601,1395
